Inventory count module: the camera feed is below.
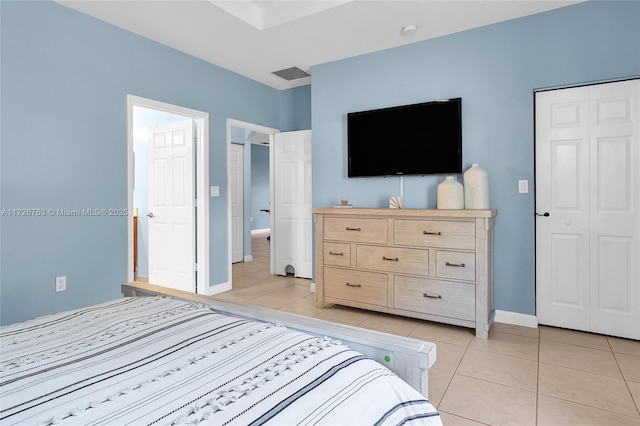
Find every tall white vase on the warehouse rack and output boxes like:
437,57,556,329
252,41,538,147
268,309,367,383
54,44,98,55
437,176,464,209
464,163,489,209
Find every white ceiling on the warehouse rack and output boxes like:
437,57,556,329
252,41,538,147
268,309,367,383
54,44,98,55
56,0,582,90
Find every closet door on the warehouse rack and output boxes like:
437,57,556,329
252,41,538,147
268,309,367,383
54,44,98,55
536,79,640,340
587,81,640,338
535,86,591,332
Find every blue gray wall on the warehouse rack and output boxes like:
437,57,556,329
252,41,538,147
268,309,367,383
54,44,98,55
0,1,310,325
311,1,640,316
3,0,638,326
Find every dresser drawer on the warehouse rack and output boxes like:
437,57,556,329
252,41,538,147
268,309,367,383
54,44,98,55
324,217,388,244
357,245,429,276
394,276,475,321
323,242,351,267
394,219,475,250
436,251,475,281
324,267,387,306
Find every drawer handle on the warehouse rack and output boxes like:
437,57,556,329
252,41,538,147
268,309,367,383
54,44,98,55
345,227,362,231
346,283,362,288
382,256,399,262
445,262,466,268
329,251,344,256
423,293,442,299
423,231,442,236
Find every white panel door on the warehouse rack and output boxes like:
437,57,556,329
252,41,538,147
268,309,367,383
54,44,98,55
148,119,195,292
230,143,244,263
273,130,312,278
588,81,640,338
536,79,640,339
536,86,591,330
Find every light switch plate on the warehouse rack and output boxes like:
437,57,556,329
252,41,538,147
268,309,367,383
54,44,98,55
210,186,220,197
518,180,529,194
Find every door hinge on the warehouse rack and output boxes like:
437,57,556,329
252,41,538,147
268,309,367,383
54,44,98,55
194,263,198,272
194,198,198,207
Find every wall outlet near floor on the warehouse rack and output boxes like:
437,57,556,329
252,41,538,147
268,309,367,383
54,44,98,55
55,276,67,292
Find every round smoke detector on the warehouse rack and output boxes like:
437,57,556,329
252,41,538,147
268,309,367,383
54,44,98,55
401,25,418,36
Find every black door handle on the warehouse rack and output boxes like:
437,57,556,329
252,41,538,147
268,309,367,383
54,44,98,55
535,212,550,217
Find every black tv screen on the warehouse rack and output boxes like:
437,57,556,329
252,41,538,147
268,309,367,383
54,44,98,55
347,98,462,177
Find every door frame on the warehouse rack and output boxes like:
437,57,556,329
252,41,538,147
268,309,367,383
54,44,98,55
127,95,210,294
226,118,278,285
229,142,244,263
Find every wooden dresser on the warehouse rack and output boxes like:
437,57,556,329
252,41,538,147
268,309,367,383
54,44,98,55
313,208,497,339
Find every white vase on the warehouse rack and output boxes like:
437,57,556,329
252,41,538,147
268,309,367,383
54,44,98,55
437,176,464,209
464,163,489,209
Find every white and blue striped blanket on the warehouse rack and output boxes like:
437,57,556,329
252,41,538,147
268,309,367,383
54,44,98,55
1,297,441,425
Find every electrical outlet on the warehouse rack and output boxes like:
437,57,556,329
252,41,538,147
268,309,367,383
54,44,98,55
56,276,67,292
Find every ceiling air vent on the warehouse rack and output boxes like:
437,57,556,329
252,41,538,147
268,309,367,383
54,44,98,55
272,67,310,81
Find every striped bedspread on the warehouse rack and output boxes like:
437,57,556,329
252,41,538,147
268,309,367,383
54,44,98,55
1,297,441,425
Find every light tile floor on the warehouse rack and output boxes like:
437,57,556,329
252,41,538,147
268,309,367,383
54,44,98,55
214,232,640,425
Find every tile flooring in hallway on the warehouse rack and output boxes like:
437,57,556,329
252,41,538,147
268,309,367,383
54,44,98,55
212,232,640,425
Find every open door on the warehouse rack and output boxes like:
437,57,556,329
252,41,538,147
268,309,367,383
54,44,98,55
273,130,312,278
148,119,196,292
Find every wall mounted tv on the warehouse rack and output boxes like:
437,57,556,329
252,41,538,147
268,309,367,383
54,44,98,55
347,98,462,177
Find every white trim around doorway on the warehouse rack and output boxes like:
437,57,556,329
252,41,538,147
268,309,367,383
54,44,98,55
126,95,211,295
226,119,279,289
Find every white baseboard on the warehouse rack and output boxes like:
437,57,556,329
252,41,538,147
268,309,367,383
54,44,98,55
243,255,253,262
251,228,270,235
310,282,316,293
495,310,538,328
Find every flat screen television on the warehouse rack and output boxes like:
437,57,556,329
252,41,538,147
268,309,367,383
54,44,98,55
347,98,462,177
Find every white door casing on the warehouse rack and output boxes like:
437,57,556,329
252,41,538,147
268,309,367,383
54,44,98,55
225,119,278,289
273,130,313,278
127,96,210,295
535,79,640,340
148,119,196,293
230,143,244,263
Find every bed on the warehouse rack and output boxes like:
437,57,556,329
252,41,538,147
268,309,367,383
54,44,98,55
1,294,441,425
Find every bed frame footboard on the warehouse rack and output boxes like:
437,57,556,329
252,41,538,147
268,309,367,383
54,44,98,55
122,282,436,398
